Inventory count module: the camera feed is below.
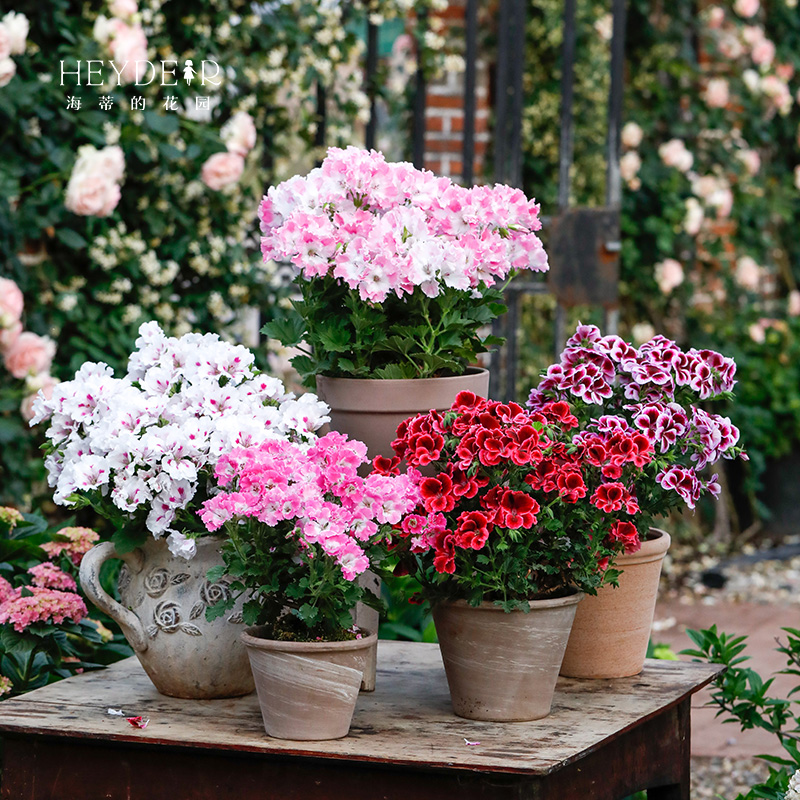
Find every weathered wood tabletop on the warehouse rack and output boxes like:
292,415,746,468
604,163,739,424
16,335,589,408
0,641,722,800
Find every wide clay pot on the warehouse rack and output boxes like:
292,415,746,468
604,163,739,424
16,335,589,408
79,536,254,699
316,367,491,692
559,529,671,679
241,626,377,740
315,367,491,463
433,593,583,721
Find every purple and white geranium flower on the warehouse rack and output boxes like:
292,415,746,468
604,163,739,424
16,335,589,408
527,323,744,513
31,321,330,558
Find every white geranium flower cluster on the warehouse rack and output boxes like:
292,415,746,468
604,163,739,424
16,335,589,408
786,768,800,800
31,321,330,559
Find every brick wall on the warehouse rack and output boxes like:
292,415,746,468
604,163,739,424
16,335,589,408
423,0,491,184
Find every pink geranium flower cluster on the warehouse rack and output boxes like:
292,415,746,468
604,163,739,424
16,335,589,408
528,324,745,511
258,146,548,304
200,432,420,582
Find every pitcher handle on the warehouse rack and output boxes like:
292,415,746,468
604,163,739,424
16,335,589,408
79,541,148,653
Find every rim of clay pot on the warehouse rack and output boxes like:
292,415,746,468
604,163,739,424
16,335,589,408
316,366,489,390
616,527,671,567
435,590,584,613
241,626,378,653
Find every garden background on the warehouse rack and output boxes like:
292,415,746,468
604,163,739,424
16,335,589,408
1,0,800,795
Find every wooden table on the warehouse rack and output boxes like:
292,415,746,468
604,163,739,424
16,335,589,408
0,641,721,800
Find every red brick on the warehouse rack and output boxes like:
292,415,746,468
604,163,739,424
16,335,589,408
425,138,464,153
426,94,464,109
426,116,445,133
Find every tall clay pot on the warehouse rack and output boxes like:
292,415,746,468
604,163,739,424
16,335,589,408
79,536,254,699
433,593,583,722
315,367,491,463
559,529,671,679
316,366,491,692
241,626,377,740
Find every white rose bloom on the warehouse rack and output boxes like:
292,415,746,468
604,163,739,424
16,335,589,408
621,122,643,149
2,12,28,54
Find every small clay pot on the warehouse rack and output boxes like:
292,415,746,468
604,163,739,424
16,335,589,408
559,529,671,679
433,592,583,722
241,627,377,740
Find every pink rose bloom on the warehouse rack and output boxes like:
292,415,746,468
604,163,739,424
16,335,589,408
795,165,800,191
0,56,15,88
108,20,148,84
735,256,761,292
658,139,693,172
748,322,766,344
0,277,24,326
789,290,800,317
654,259,684,294
201,152,245,191
751,37,776,67
3,332,56,379
65,173,121,216
734,0,759,17
221,111,257,157
621,122,643,149
109,0,138,18
619,151,641,183
0,320,21,352
704,78,729,109
737,148,760,176
776,63,795,81
21,373,58,423
707,6,725,27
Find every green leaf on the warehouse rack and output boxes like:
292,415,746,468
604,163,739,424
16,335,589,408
55,228,87,250
144,110,180,135
206,565,226,583
261,315,306,347
111,527,147,555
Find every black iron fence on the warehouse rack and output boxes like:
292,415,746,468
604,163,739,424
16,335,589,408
314,0,628,401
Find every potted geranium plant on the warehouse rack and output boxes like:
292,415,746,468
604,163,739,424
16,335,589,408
198,432,420,740
259,146,549,460
387,391,656,721
527,323,745,678
31,320,331,699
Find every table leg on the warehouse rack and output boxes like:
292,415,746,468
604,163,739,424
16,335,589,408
647,699,691,800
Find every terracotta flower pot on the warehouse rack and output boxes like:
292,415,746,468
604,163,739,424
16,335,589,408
433,593,583,721
79,536,254,699
315,367,491,463
241,627,377,740
316,367,491,693
559,529,671,679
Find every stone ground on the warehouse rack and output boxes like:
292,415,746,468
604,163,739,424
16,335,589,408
650,545,800,798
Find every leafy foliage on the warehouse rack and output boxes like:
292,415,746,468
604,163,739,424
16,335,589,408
683,625,800,800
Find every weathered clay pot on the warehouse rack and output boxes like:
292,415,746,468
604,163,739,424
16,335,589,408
241,626,377,740
316,367,491,692
433,593,583,721
315,367,491,463
559,529,671,679
79,536,254,699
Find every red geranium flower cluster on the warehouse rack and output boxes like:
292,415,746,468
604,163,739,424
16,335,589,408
388,392,653,606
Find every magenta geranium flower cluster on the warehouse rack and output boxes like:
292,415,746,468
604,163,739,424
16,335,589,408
528,324,744,511
200,432,419,582
258,146,548,304
199,432,421,638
